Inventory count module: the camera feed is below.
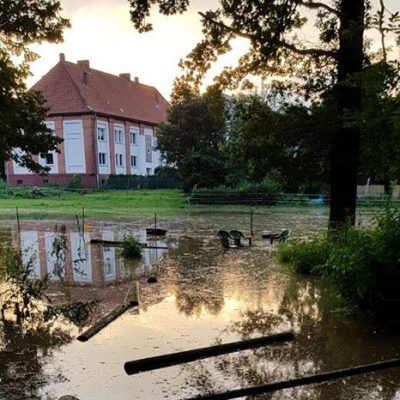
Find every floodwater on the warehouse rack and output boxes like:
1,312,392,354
1,209,400,400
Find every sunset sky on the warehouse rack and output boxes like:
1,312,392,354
29,0,399,100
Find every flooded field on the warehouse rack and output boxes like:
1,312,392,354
1,209,400,400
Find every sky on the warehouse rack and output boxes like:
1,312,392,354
28,0,399,100
28,0,249,99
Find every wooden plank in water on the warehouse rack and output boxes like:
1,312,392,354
77,300,138,342
90,239,168,250
124,331,294,375
187,357,400,400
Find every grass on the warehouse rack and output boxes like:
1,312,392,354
0,189,187,220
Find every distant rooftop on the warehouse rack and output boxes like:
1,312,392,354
32,54,169,125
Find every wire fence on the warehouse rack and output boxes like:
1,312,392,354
0,184,398,225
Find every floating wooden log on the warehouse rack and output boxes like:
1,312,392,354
90,239,168,250
124,331,294,375
76,299,138,342
187,357,400,400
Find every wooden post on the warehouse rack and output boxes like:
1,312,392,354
250,209,254,237
124,332,294,375
16,207,21,236
16,207,21,250
82,206,85,233
188,357,400,400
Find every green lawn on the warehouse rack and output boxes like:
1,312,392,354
0,189,187,220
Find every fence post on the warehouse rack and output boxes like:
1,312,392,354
16,206,21,249
250,208,254,237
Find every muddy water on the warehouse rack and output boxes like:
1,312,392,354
1,209,400,400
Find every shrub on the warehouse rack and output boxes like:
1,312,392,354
68,174,82,189
121,236,142,259
277,235,330,275
277,208,400,331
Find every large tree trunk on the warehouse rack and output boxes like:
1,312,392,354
329,0,365,226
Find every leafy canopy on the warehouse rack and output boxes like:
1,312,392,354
129,0,399,97
0,0,70,173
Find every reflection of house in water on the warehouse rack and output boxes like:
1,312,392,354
12,222,169,287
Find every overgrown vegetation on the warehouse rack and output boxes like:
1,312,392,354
121,236,143,259
0,230,95,326
278,208,400,331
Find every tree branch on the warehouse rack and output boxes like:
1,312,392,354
278,40,337,58
300,1,340,17
199,11,337,59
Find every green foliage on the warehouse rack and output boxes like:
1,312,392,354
121,236,142,259
154,165,178,179
277,235,331,275
0,0,70,173
278,208,400,330
227,95,331,192
179,152,227,193
157,88,227,192
0,242,22,280
67,174,82,189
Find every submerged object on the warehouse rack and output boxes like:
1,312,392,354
261,229,290,244
146,228,167,236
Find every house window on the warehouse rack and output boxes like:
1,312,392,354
115,154,124,167
97,126,106,141
40,153,54,165
114,127,124,144
104,259,112,275
131,155,137,168
130,129,138,144
99,152,107,165
146,168,152,176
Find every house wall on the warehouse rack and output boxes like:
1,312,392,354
7,114,161,188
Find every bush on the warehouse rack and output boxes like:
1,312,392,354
277,208,400,331
68,174,82,189
121,236,142,259
277,235,330,275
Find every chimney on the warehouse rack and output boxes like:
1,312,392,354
119,73,131,81
134,76,139,83
59,53,66,62
77,59,90,68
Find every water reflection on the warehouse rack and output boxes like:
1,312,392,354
0,320,73,400
186,273,400,399
12,222,170,287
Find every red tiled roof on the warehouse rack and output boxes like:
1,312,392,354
32,60,169,125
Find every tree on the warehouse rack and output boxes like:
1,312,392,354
358,61,400,193
156,87,227,192
227,94,332,192
0,0,70,177
128,0,400,226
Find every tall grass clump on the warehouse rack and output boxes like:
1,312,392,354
278,208,400,331
121,236,142,259
277,234,331,274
